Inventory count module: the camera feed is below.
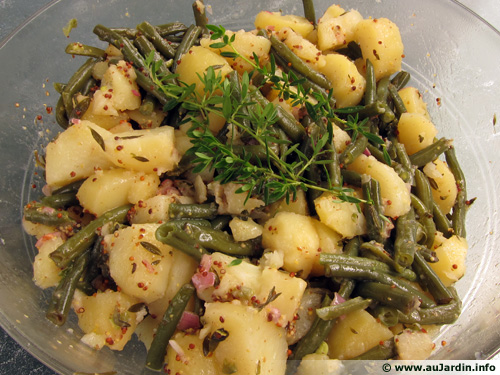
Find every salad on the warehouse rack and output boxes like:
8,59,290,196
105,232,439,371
22,0,470,373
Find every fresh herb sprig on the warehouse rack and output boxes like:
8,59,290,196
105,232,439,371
142,26,366,206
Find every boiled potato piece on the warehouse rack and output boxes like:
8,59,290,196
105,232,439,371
176,46,233,97
165,332,218,375
81,99,130,130
423,159,458,215
72,289,142,351
398,87,431,119
255,11,314,37
318,53,366,108
276,27,326,70
44,120,114,188
354,18,404,80
228,217,263,241
201,30,271,74
327,308,393,359
310,220,343,276
104,224,176,304
267,188,309,217
129,194,176,224
104,126,179,175
429,234,468,287
395,329,434,360
317,7,363,51
347,154,411,218
77,168,159,216
314,192,366,239
33,233,64,289
262,211,320,278
296,354,343,375
397,112,438,155
202,302,288,375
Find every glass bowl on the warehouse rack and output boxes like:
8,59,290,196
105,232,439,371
0,0,499,373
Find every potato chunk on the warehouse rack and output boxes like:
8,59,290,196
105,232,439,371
347,154,411,218
72,289,142,351
33,233,64,289
398,87,431,119
202,302,288,375
104,126,179,175
255,11,314,37
77,168,159,217
423,159,458,215
104,224,176,304
165,332,218,375
395,329,434,360
327,309,393,359
354,18,404,80
317,7,363,51
397,112,438,155
44,120,114,188
429,234,468,287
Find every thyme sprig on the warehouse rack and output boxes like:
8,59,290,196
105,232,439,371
142,26,368,205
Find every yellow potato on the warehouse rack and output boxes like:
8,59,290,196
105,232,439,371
429,234,468,287
255,11,314,37
317,8,363,51
397,112,438,155
423,159,458,214
398,87,431,119
165,332,218,375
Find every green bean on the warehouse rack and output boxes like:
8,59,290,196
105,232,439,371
392,137,414,184
286,295,335,375
335,41,363,61
362,177,387,244
61,57,98,116
409,137,452,167
231,144,269,162
411,193,436,248
69,96,91,121
210,215,232,231
146,283,195,370
46,250,89,326
137,21,176,59
397,288,461,325
357,282,420,314
388,83,407,116
53,82,66,94
133,35,175,83
412,251,454,305
302,0,317,25
50,204,131,268
445,146,467,238
371,306,399,327
192,0,208,30
173,24,202,72
138,93,156,116
341,169,362,187
269,34,332,90
364,59,377,105
156,221,209,261
323,262,435,308
250,87,305,142
168,202,218,220
109,27,139,39
52,179,85,195
414,169,433,211
339,134,368,166
337,237,361,298
359,241,405,275
65,42,106,58
157,22,188,37
351,338,396,360
418,245,439,263
320,252,416,282
134,68,170,106
316,296,372,320
394,207,417,268
366,144,388,164
390,71,411,91
55,95,69,129
432,200,453,237
40,192,79,209
227,70,253,131
24,203,75,227
357,101,387,118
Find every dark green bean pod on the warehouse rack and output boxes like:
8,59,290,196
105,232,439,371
133,35,176,85
40,192,79,209
341,169,363,187
413,169,434,211
316,296,372,320
52,179,85,195
192,0,209,30
366,144,389,165
269,34,332,90
55,95,69,129
393,207,418,268
69,96,91,121
418,245,439,263
356,101,387,119
24,203,75,227
335,41,363,61
285,295,335,375
412,251,454,305
362,177,387,244
46,250,89,326
390,71,411,91
250,87,305,142
302,0,317,26
388,83,407,116
409,137,452,167
61,57,99,116
392,137,414,184
411,193,436,248
172,24,202,72
371,306,399,327
227,70,253,131
445,146,467,238
432,200,453,237
146,283,195,370
359,241,405,275
49,204,131,269
337,237,361,298
168,202,218,220
364,59,377,105
109,27,139,39
137,21,176,59
339,134,368,166
210,215,232,231
156,221,209,261
323,262,435,308
351,338,396,360
134,68,171,106
356,282,421,314
65,42,106,58
139,93,156,116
